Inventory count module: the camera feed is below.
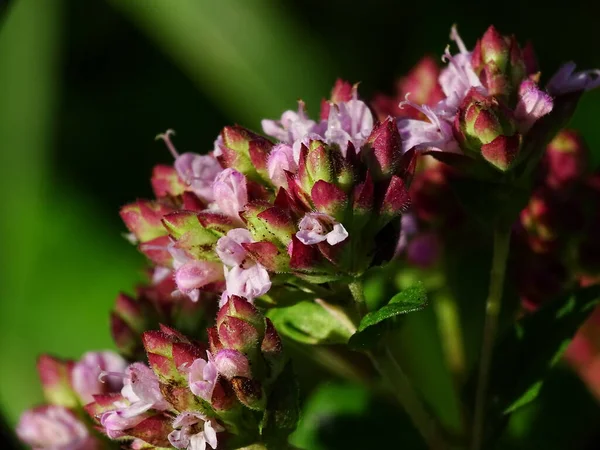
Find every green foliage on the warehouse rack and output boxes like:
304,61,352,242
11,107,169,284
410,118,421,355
349,283,428,350
267,301,353,345
465,285,600,443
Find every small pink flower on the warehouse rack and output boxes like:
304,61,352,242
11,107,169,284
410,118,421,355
100,363,169,438
296,212,349,246
174,260,224,302
547,62,600,95
213,349,251,379
514,79,553,132
168,412,224,450
262,101,317,144
437,26,486,118
267,144,298,188
71,351,127,404
187,354,218,402
17,405,94,450
325,92,374,154
217,229,272,300
397,97,459,153
174,153,223,203
212,169,248,223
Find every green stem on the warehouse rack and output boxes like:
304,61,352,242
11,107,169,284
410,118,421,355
471,225,511,450
370,346,447,450
434,289,466,383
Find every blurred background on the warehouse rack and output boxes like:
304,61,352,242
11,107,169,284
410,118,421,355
1,0,599,448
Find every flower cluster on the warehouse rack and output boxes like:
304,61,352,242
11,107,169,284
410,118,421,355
121,80,414,308
18,297,291,450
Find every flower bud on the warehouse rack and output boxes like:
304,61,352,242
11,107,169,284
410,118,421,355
151,164,186,198
173,153,222,203
454,89,521,171
219,125,273,181
120,200,172,243
544,129,589,189
213,168,248,224
37,355,77,408
217,296,265,333
174,260,224,300
267,144,297,189
231,377,266,411
361,118,402,181
218,316,261,354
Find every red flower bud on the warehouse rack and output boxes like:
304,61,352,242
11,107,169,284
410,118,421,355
361,118,402,181
544,129,590,190
36,355,77,407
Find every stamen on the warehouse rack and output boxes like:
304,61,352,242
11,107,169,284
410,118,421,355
156,129,179,159
99,370,127,383
297,100,307,120
450,24,468,54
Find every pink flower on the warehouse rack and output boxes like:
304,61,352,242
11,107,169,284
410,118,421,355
262,101,317,144
100,363,169,438
187,354,218,402
547,62,600,95
267,144,298,188
216,229,272,300
17,405,94,450
212,168,248,223
296,212,349,246
324,92,374,155
514,79,553,132
174,260,224,302
174,153,223,203
213,349,251,379
437,26,486,118
168,412,224,450
71,351,127,404
397,96,459,153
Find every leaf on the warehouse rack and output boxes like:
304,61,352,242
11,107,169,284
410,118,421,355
348,283,428,350
465,285,600,442
260,362,300,448
267,301,353,345
289,382,425,450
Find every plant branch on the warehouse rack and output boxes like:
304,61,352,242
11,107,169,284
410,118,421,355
471,224,511,450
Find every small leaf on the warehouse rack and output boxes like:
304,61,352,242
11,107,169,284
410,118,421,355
349,283,428,350
465,285,600,442
267,301,353,345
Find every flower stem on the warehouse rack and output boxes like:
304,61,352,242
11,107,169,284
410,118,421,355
471,224,511,450
434,289,466,383
369,346,447,450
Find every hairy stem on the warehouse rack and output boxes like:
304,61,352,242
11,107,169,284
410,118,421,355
471,225,511,450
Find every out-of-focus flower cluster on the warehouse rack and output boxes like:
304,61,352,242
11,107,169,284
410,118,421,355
18,297,291,450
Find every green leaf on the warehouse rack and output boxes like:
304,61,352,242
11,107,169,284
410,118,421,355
465,285,600,442
267,301,353,345
290,382,425,450
260,362,300,448
348,283,428,350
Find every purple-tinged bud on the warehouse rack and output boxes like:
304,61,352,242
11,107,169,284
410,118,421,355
454,89,520,171
267,144,298,189
243,241,290,272
138,235,173,267
161,211,201,240
218,316,261,353
289,235,321,271
296,212,349,246
17,405,95,450
151,164,186,198
120,200,172,243
479,26,510,72
544,129,590,189
210,378,237,411
353,172,375,218
213,168,248,224
522,42,538,75
361,118,402,181
219,125,273,181
514,79,553,132
37,355,77,408
231,377,266,411
241,202,296,246
111,313,139,358
379,175,411,224
127,414,173,448
261,318,283,357
142,330,174,358
214,349,251,379
71,351,127,404
519,189,561,254
113,293,144,332
172,342,205,374
311,180,348,219
217,296,266,334
298,141,335,193
207,326,223,353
